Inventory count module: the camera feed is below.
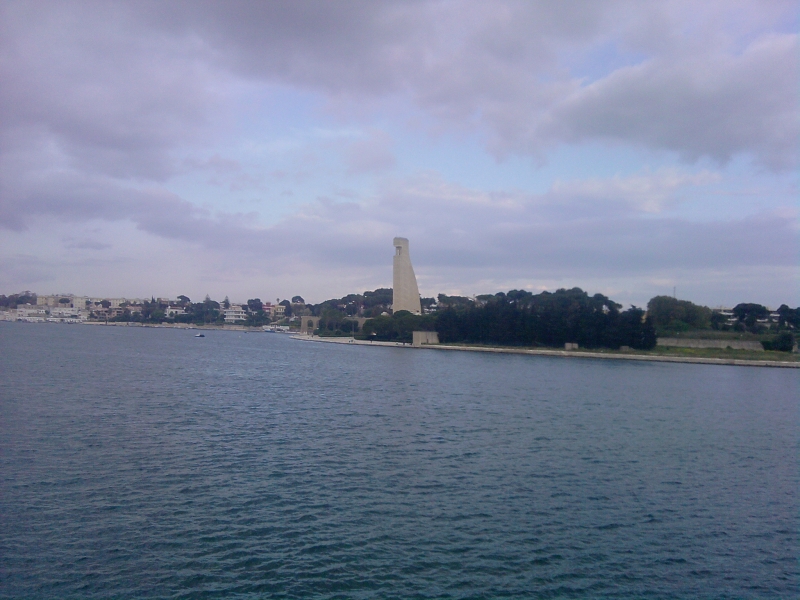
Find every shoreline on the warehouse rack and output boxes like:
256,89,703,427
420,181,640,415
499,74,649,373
5,321,796,368
291,335,800,369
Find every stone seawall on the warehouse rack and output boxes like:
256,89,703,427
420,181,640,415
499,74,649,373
293,336,800,368
657,337,764,351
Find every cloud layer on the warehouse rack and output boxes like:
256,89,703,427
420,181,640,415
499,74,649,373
0,0,796,306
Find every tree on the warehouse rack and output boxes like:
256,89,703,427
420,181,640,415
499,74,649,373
732,303,769,332
279,299,292,317
362,311,436,343
646,296,711,332
437,294,474,309
178,295,191,304
777,305,799,330
432,288,654,350
223,296,231,309
247,298,263,313
762,331,795,352
4,291,37,307
291,296,305,304
617,306,657,350
710,311,729,330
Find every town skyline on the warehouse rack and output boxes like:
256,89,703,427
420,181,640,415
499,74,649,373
2,286,794,315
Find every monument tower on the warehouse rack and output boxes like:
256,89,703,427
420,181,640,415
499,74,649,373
392,237,422,314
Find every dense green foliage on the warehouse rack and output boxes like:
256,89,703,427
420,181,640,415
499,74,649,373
0,291,37,307
109,296,223,325
310,288,393,318
317,309,358,335
647,296,711,332
730,303,769,333
777,305,800,330
437,293,474,309
361,311,437,343
434,288,656,350
761,331,796,352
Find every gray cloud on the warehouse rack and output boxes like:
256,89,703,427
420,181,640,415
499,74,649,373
541,34,798,170
0,1,225,181
2,0,794,178
0,1,796,305
345,131,396,175
3,166,793,275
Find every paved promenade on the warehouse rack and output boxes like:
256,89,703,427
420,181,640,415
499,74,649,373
291,335,800,369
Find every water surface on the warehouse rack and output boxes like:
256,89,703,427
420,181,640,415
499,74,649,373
1,322,797,598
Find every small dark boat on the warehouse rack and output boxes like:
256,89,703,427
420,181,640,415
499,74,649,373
194,333,205,337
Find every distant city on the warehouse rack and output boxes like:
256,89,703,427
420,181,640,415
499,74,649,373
3,290,788,324
0,292,300,325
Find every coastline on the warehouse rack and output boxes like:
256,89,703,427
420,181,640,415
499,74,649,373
291,335,800,369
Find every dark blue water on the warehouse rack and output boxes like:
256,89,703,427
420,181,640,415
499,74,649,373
1,322,797,598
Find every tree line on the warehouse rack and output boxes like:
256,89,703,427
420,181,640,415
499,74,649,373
360,288,657,349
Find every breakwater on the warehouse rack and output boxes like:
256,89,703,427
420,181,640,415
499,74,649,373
294,335,800,368
657,337,765,351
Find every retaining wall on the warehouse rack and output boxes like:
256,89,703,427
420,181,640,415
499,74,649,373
657,337,764,351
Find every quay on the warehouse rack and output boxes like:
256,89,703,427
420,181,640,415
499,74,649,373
291,335,800,369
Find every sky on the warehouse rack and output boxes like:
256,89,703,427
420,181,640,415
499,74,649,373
0,0,797,308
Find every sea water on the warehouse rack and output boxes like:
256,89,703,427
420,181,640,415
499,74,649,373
1,322,797,598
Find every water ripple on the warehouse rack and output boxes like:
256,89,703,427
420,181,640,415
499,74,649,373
1,323,797,598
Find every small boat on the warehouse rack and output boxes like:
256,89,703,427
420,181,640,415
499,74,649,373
194,333,205,337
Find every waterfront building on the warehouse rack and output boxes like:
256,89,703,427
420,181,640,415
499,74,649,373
224,306,248,323
165,306,186,318
49,307,88,321
15,304,46,322
37,294,88,308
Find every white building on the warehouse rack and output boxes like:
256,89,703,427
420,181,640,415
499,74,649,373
16,305,46,322
165,306,186,318
224,306,248,323
49,307,88,322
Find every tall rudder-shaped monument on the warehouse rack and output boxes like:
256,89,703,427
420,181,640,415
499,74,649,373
392,237,422,314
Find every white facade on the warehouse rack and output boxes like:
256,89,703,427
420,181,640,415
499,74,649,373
165,306,186,318
224,307,248,323
16,305,46,322
49,307,88,321
392,237,422,314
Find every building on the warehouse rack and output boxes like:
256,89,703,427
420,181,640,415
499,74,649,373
37,294,88,309
48,307,88,321
392,237,422,314
224,306,248,323
16,305,46,322
165,306,186,318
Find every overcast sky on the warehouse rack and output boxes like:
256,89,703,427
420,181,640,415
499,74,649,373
1,0,797,307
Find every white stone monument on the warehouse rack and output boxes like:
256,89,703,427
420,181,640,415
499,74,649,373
392,237,422,314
